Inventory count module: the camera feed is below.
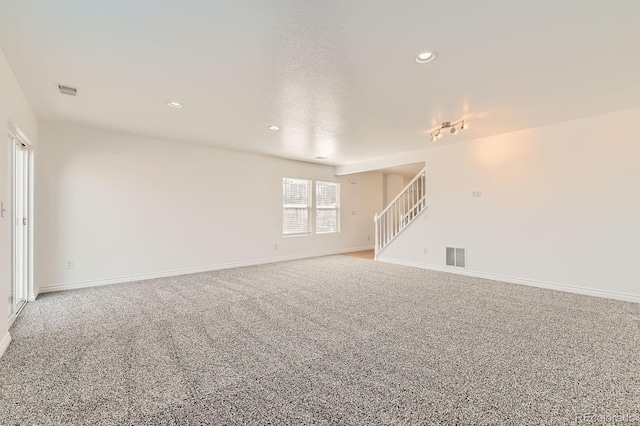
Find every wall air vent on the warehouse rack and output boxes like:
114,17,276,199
58,84,77,96
446,247,466,268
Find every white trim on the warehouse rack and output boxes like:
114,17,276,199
8,122,33,147
38,246,375,294
27,144,35,307
8,123,36,303
8,313,17,328
0,332,12,359
377,257,640,304
7,300,26,328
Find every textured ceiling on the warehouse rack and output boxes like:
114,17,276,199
1,1,639,165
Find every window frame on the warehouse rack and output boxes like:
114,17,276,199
282,177,313,236
315,180,340,235
282,178,341,237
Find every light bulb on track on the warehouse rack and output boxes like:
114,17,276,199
427,119,469,142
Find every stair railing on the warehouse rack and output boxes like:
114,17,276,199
374,168,426,258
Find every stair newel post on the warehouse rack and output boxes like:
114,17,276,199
374,213,379,259
420,174,427,209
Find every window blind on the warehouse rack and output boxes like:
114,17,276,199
283,178,312,235
316,181,340,234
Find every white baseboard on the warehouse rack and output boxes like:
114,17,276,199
0,332,12,359
378,257,640,304
38,246,375,294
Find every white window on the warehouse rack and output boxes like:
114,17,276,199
282,178,312,235
282,179,341,236
316,181,340,234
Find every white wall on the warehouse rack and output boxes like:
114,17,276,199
0,47,38,356
336,149,428,176
379,107,640,302
36,122,383,292
382,173,405,206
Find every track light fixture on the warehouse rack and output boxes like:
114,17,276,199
429,120,469,141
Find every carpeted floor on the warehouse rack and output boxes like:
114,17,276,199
1,256,638,425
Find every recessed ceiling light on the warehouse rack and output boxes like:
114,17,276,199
415,51,437,64
167,101,183,108
315,156,328,160
268,125,281,131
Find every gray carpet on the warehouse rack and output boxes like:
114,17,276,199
1,256,639,425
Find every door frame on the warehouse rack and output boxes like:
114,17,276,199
8,123,34,326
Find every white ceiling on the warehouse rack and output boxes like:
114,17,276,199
1,1,639,166
379,163,425,179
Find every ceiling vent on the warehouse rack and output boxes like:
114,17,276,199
58,84,77,96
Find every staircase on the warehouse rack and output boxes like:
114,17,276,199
374,168,426,259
